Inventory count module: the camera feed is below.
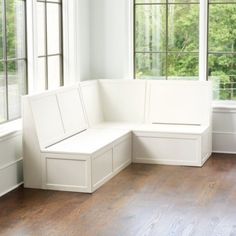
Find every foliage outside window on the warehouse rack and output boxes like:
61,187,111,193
0,0,27,124
208,0,236,100
134,0,199,80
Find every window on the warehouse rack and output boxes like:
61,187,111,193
36,0,63,90
0,0,27,124
208,0,236,100
134,0,236,101
134,0,199,80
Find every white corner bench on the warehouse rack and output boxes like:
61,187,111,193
23,79,212,193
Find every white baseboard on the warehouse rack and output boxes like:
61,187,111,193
213,132,236,154
0,158,23,197
0,182,23,198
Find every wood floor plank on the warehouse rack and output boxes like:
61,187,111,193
1,154,236,236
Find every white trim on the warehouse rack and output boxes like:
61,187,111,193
213,151,236,154
199,0,208,81
26,0,38,93
0,182,23,198
0,119,22,140
0,158,23,171
213,131,236,135
128,0,134,79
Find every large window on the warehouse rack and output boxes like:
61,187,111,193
134,0,236,101
134,0,199,80
36,0,63,90
0,0,27,124
208,0,236,100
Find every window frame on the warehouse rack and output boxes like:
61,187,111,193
133,0,200,80
133,0,236,103
36,0,64,90
0,0,28,125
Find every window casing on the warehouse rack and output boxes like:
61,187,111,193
0,0,27,124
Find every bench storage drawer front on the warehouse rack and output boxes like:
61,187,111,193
92,149,113,190
133,134,201,166
113,136,132,173
42,154,91,193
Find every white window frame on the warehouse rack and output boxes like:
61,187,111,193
26,0,79,93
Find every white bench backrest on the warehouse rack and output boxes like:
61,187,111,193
27,86,88,148
57,87,88,134
99,79,146,123
80,80,104,126
146,80,212,126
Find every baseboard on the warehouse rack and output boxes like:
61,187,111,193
0,182,23,198
213,132,236,154
0,158,23,197
133,158,201,167
212,151,236,154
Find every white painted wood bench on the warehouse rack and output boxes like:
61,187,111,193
23,79,212,193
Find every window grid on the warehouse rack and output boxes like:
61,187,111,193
207,0,236,100
36,0,64,90
134,0,200,79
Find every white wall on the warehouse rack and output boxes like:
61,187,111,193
212,108,236,153
76,0,91,81
0,133,23,197
89,0,132,79
62,0,91,84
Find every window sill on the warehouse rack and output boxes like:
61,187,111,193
213,101,236,113
0,119,22,139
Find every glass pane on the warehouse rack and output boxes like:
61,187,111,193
135,0,166,3
167,53,199,78
7,60,26,120
135,52,166,79
169,0,199,2
6,0,26,59
46,0,61,2
135,5,166,52
0,62,7,122
37,2,46,56
209,4,236,52
209,0,236,2
168,4,199,52
48,55,61,89
135,0,199,3
208,53,236,100
0,0,3,59
47,3,61,55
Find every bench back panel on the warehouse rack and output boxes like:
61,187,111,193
146,80,212,125
30,93,65,148
57,87,88,134
99,80,146,123
80,80,104,126
28,86,88,148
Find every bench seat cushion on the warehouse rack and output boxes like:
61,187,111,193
42,128,130,155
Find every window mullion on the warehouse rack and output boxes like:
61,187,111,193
199,0,208,81
166,0,168,80
45,1,49,90
2,0,9,120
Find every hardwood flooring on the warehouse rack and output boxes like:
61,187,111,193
1,153,236,236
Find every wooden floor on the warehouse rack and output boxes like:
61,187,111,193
1,154,236,236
